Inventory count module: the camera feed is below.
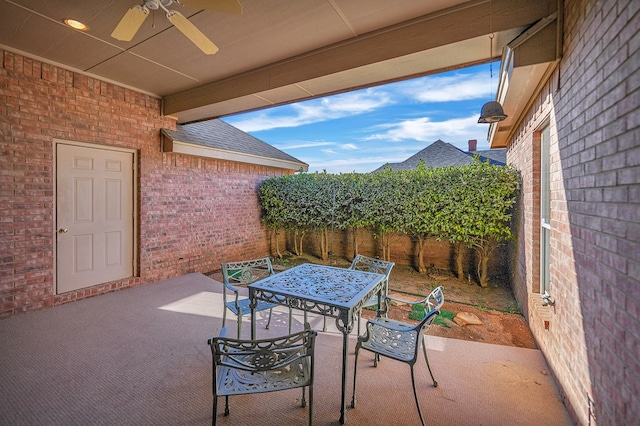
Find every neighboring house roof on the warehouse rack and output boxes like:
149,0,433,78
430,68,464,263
161,119,308,172
373,140,506,172
470,149,507,165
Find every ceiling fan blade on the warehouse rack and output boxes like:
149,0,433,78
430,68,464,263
180,0,243,14
167,11,219,55
111,5,149,41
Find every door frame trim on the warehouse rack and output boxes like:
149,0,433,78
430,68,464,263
53,139,139,294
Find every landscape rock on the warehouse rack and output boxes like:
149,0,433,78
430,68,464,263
454,312,483,326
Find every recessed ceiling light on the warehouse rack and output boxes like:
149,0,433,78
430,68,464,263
64,19,88,31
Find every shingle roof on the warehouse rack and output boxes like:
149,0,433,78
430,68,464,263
373,140,506,172
469,149,506,165
161,119,308,171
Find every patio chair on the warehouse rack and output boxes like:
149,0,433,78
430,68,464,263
351,286,444,426
207,325,317,426
347,254,395,335
221,257,290,338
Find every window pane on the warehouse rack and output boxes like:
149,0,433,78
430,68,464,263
540,125,551,294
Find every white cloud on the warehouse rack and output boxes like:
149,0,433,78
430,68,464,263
340,143,358,150
302,142,429,173
227,89,393,132
399,73,493,103
276,141,360,161
223,64,496,174
305,155,402,174
274,141,334,150
364,114,483,142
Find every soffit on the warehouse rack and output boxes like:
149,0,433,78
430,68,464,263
488,11,562,148
0,0,556,123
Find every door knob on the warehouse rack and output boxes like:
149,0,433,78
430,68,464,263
58,228,69,234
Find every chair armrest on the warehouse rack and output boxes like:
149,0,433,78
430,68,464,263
384,294,425,306
221,280,242,307
378,294,423,316
223,280,241,294
368,309,440,332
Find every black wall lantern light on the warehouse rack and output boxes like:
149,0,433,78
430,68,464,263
478,100,507,123
478,4,508,124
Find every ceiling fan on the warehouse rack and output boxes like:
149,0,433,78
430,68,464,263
111,0,242,55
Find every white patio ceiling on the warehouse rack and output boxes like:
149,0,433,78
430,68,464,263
0,0,557,123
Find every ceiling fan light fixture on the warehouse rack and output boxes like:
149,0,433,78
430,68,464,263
111,0,238,52
64,19,88,31
111,5,149,41
167,11,219,55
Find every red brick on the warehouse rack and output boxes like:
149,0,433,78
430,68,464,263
507,0,640,423
0,48,288,318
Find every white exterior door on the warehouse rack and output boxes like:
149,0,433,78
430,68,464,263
56,143,134,293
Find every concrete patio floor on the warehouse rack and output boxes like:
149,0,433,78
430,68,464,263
0,273,572,425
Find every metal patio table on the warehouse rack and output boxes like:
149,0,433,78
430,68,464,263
249,263,385,424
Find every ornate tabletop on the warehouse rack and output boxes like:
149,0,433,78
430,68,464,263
250,263,383,303
249,263,385,330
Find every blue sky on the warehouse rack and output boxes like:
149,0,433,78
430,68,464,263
224,63,498,174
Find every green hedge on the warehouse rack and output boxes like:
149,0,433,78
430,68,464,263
259,159,520,287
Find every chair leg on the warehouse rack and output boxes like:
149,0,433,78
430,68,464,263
301,385,307,408
351,345,360,408
266,308,272,329
422,337,438,387
308,385,313,426
222,307,227,329
224,396,230,416
322,314,327,332
288,308,293,334
410,366,426,426
236,315,242,339
212,396,218,426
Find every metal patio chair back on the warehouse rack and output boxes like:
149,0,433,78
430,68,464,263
348,254,395,334
221,257,289,338
208,326,317,426
351,286,444,426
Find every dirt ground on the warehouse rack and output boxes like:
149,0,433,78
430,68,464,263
369,263,537,349
228,254,538,349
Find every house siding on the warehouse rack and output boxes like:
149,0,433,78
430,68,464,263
0,49,292,319
507,0,639,423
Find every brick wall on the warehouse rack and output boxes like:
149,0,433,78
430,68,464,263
506,0,640,423
0,49,292,319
